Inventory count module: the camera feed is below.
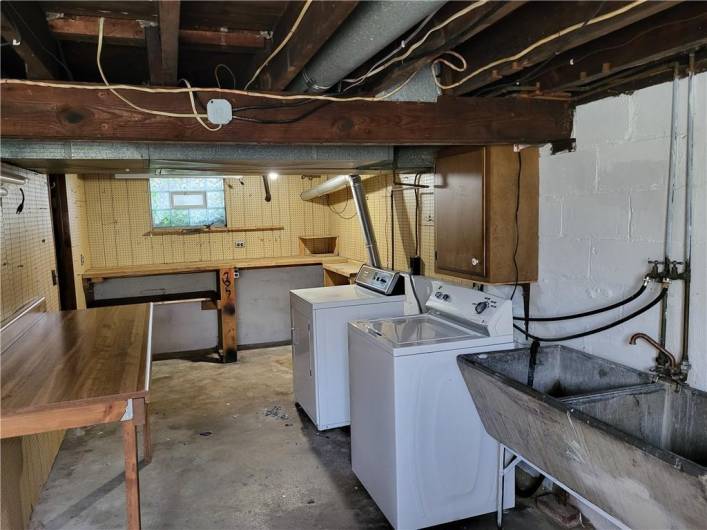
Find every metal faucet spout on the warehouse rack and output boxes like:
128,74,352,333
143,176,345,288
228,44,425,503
629,332,679,370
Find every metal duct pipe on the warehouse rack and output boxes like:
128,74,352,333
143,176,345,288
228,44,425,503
0,186,8,197
349,175,381,267
301,175,381,267
289,1,444,93
0,162,29,186
262,175,272,202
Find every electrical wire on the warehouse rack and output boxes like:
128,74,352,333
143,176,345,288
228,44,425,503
514,285,667,343
180,78,222,131
510,151,521,300
327,188,357,220
434,0,648,90
214,63,236,89
514,279,649,322
244,0,313,90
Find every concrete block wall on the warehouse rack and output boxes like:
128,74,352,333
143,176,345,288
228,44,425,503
520,73,706,391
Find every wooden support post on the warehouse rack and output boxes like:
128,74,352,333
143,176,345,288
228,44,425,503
219,268,237,363
121,420,141,530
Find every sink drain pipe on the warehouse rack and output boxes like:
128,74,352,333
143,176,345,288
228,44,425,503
301,175,381,267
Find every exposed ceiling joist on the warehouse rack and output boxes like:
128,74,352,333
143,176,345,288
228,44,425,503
353,1,525,95
1,1,67,80
47,15,266,50
529,3,707,95
157,0,180,85
243,1,358,91
0,81,573,145
442,0,678,96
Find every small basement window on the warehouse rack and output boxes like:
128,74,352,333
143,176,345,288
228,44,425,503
149,177,226,228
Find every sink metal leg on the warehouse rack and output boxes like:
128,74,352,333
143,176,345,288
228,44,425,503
497,445,520,529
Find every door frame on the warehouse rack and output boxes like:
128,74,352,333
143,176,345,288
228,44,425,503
48,174,77,310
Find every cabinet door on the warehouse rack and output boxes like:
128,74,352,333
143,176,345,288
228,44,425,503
434,148,485,278
291,306,317,422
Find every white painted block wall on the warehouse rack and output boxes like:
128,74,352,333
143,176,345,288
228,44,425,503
493,73,706,391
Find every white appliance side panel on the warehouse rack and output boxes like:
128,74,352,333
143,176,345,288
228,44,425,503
314,300,404,429
393,343,515,529
349,328,399,528
291,303,318,426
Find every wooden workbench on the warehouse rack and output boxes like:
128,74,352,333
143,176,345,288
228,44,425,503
81,255,356,362
1,302,153,530
323,260,364,286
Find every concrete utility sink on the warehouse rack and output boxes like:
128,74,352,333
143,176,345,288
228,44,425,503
457,345,707,530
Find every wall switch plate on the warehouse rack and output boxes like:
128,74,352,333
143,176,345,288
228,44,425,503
235,240,245,248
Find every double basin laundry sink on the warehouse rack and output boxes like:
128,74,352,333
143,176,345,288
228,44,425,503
457,345,707,530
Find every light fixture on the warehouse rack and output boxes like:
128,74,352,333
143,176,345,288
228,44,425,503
267,171,279,181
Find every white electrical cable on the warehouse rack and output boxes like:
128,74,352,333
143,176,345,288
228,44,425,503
434,0,648,91
180,78,222,131
244,0,313,90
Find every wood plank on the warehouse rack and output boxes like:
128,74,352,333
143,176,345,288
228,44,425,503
0,82,573,145
121,421,141,530
219,267,237,362
48,15,265,49
245,1,358,90
355,1,524,95
82,255,348,280
443,1,678,95
0,400,128,439
144,25,163,85
1,1,66,79
143,225,285,237
530,3,707,94
1,305,151,414
158,0,180,85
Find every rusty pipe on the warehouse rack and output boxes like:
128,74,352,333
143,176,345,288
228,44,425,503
629,333,678,370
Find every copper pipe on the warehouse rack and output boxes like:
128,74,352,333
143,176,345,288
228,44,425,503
629,333,678,370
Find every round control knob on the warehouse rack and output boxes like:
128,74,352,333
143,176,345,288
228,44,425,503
442,294,450,301
475,301,488,314
435,291,443,299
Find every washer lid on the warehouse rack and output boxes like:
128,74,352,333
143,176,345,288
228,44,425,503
364,314,483,347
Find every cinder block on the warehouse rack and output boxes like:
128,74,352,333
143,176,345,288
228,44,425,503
597,138,669,192
540,149,596,197
539,237,590,279
590,239,662,283
574,94,631,146
563,193,629,239
629,81,672,140
539,196,562,238
629,190,667,242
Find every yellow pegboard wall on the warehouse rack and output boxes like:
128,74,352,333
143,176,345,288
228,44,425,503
0,170,60,321
81,175,330,267
328,173,475,287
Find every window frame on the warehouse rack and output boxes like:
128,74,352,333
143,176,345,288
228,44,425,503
149,177,227,229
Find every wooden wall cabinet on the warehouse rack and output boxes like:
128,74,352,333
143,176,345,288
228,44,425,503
434,145,538,284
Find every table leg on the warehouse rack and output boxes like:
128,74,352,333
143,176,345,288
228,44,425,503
122,421,142,530
143,403,152,464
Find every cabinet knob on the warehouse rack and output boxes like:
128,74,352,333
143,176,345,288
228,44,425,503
471,257,479,266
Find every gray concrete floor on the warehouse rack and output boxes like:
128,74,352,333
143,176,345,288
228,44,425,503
30,346,564,530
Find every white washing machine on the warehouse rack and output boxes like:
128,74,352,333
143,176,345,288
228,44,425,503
290,265,407,430
348,281,515,529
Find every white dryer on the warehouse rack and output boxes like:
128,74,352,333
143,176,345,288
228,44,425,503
348,281,515,529
290,265,406,430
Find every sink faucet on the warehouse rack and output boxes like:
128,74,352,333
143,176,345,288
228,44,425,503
629,333,679,372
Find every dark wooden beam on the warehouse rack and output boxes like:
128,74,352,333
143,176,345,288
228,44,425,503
144,25,164,86
244,1,358,91
0,1,67,79
354,1,525,95
0,81,573,145
48,15,266,50
443,1,678,95
157,0,180,85
530,3,707,94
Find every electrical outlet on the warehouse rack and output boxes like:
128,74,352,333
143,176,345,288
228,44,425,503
235,240,246,248
423,213,434,226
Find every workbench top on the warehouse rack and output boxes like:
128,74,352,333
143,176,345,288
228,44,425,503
83,255,349,280
1,304,152,417
322,260,364,278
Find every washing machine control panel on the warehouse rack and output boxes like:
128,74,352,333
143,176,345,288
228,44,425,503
426,281,512,337
355,265,404,296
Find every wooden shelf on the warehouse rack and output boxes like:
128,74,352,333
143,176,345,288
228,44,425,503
298,235,338,256
144,226,284,237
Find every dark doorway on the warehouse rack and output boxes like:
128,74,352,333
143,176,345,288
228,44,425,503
48,174,77,310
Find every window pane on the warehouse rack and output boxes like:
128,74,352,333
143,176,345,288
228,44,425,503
149,177,227,228
206,191,224,208
171,192,206,208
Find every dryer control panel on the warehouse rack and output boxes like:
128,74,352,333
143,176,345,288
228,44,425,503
425,281,512,337
355,265,404,296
